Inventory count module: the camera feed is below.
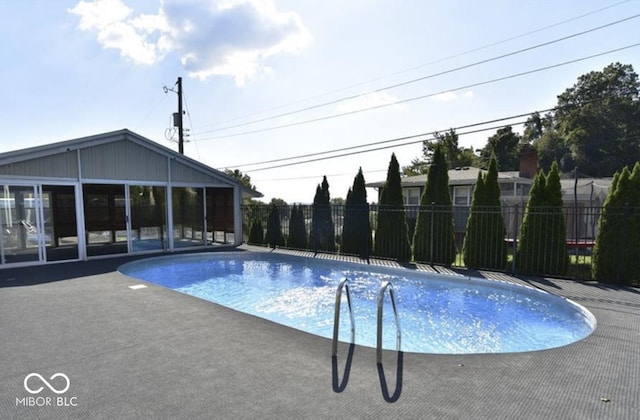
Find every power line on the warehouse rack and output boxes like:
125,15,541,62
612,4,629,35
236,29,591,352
200,42,640,142
224,108,554,169
194,12,640,137
244,120,531,173
252,169,388,183
194,0,631,133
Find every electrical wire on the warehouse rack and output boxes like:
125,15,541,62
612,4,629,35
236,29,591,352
244,120,530,173
199,42,640,142
224,109,553,169
194,11,640,137
194,0,631,132
182,90,200,160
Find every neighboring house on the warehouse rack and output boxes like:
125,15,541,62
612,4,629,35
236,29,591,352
367,146,611,240
0,129,261,268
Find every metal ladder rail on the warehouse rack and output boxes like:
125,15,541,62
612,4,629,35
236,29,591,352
376,281,401,364
332,278,355,357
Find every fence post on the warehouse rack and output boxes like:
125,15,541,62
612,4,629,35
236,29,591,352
618,203,630,284
430,202,435,264
511,204,519,273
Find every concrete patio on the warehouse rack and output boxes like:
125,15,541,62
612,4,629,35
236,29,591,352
1,248,639,419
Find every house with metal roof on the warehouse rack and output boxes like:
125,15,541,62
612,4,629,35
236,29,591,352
0,129,260,268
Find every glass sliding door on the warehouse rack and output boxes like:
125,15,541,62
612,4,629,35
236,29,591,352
43,185,79,262
0,185,41,264
206,187,235,244
84,184,128,257
129,185,167,252
172,187,205,248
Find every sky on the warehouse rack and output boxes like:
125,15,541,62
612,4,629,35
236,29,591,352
1,0,639,203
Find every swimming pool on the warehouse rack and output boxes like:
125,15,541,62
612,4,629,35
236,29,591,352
119,252,596,354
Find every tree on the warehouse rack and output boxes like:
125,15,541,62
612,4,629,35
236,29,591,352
310,176,336,252
341,168,371,257
374,153,411,261
516,162,568,275
592,163,640,285
412,145,456,264
554,62,640,177
479,126,522,171
224,168,255,190
287,204,308,249
462,156,507,269
248,218,264,245
265,204,285,248
403,128,480,174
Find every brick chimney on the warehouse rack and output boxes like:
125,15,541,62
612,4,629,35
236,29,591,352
519,144,537,179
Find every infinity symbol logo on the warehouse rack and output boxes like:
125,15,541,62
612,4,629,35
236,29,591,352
24,373,70,395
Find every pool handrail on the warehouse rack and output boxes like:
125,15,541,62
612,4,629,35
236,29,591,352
377,281,401,365
332,278,355,357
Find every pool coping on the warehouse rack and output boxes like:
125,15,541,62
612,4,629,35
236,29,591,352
1,246,639,419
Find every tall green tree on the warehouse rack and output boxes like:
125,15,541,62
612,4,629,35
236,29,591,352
479,126,522,171
412,145,456,264
553,62,640,176
592,163,640,285
288,204,308,249
265,203,285,248
341,168,371,257
403,128,480,175
248,218,264,245
462,156,507,269
516,162,568,275
374,154,411,261
310,176,336,252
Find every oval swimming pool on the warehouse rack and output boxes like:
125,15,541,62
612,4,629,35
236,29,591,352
119,252,596,354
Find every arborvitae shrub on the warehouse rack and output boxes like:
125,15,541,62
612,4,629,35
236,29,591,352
463,157,507,269
517,162,568,275
341,168,371,257
288,204,308,249
248,218,264,245
592,162,640,285
374,153,411,261
412,145,456,264
265,204,285,248
310,177,336,252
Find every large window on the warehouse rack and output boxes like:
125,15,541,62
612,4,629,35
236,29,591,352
172,187,205,248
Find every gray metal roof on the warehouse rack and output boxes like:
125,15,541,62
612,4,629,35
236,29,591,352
366,167,533,188
0,128,263,198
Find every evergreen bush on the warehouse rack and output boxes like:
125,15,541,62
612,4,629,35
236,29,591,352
516,162,568,275
592,163,640,285
265,204,285,248
287,204,308,249
248,218,264,245
374,153,411,261
412,145,456,264
341,168,371,257
463,157,507,269
310,177,336,252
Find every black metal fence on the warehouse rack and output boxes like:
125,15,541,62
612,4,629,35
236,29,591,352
241,203,640,282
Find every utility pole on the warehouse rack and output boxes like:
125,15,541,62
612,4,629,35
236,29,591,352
176,77,184,154
165,77,187,154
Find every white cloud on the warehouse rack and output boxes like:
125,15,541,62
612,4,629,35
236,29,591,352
337,91,400,113
69,0,312,85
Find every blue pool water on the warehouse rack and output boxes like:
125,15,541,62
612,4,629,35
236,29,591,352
119,252,596,354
